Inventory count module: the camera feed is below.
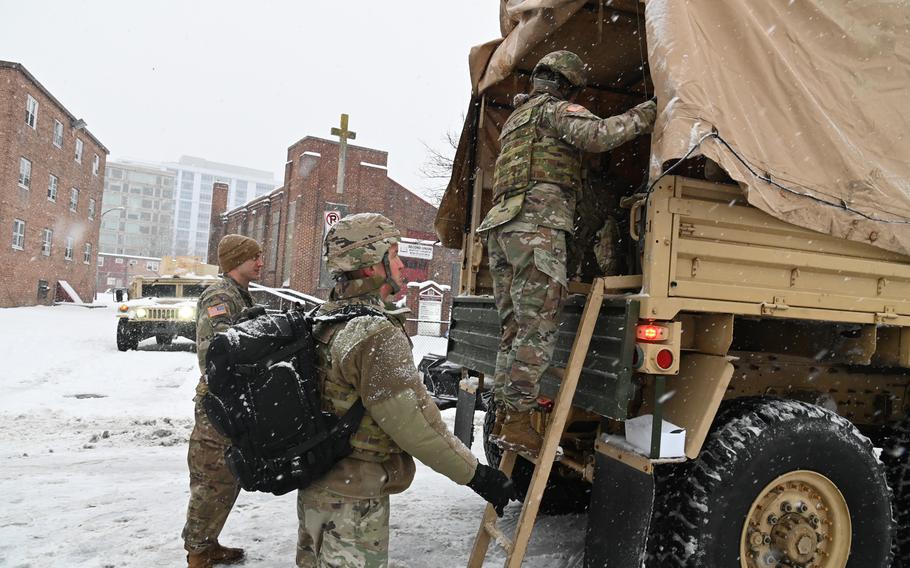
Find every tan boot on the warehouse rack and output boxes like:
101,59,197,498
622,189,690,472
209,543,245,565
187,552,214,568
187,543,245,567
498,411,542,456
491,406,506,437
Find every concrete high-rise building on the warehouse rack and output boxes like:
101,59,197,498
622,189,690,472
165,156,276,261
99,160,176,258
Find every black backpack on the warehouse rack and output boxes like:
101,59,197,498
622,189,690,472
202,304,380,496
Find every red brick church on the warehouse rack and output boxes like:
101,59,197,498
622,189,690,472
207,131,459,303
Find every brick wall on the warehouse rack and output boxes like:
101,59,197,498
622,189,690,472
0,63,108,306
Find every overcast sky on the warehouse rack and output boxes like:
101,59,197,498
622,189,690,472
0,1,501,199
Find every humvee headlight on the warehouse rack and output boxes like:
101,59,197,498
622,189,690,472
178,306,195,320
118,304,129,312
135,308,148,318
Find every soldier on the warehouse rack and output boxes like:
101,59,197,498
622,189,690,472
297,212,517,567
477,50,657,454
182,234,264,568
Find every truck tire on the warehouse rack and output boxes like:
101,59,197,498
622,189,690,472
116,320,139,351
882,419,910,567
482,404,590,515
155,334,174,345
647,397,893,568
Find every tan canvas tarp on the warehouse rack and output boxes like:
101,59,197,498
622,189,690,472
649,0,910,255
439,0,910,256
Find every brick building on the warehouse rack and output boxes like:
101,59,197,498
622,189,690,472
208,136,460,303
96,252,161,292
0,61,108,306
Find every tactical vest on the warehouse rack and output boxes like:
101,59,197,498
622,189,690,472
317,316,402,459
492,94,582,200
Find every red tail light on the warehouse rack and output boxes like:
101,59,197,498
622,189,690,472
636,324,668,341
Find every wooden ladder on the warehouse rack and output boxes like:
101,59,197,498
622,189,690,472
467,278,606,567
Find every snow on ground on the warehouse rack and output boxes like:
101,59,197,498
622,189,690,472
0,302,584,567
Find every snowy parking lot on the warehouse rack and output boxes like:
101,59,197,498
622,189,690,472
0,301,584,567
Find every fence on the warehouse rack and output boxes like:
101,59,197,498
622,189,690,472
407,318,450,365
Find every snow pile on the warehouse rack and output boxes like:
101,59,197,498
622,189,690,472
0,304,585,566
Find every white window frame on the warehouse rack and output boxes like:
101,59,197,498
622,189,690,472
64,237,74,261
75,138,83,163
83,242,92,264
70,188,79,212
48,174,58,201
18,157,31,189
25,94,38,129
146,261,159,272
88,198,96,220
97,255,104,267
53,120,64,148
12,219,25,250
41,228,52,256
115,257,124,264
92,154,100,176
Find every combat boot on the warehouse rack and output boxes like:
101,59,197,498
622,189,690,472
498,411,542,456
208,542,245,564
187,552,213,568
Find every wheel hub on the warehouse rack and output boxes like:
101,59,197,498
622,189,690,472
740,471,851,568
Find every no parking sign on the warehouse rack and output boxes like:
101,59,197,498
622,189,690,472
324,210,342,233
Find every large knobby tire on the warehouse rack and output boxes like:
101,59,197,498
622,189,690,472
482,404,590,515
155,334,174,345
116,319,139,351
647,397,893,568
882,419,910,567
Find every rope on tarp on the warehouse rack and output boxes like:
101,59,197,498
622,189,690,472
646,130,910,225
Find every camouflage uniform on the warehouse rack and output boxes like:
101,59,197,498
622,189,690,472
478,75,656,412
182,275,254,553
297,214,478,567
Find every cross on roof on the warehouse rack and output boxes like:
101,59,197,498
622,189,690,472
331,113,356,194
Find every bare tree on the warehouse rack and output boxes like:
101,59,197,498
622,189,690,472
419,127,460,206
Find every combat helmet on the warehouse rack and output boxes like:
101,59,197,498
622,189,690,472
532,50,587,89
323,212,402,290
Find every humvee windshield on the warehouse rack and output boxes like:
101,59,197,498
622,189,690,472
143,284,177,298
182,284,207,297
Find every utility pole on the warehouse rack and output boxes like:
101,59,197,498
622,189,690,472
330,113,356,194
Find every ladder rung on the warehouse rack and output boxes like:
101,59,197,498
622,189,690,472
483,519,514,554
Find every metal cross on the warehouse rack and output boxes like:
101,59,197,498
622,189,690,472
330,113,356,194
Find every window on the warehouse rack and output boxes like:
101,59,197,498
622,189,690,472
115,257,124,264
41,229,52,256
18,157,31,189
88,198,96,220
146,261,159,271
75,138,83,163
64,237,74,260
83,242,92,264
70,188,79,212
97,255,104,267
92,154,100,176
53,120,63,147
12,219,25,250
25,94,37,129
47,174,58,201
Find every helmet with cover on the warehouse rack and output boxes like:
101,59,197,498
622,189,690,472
532,50,587,90
323,213,401,286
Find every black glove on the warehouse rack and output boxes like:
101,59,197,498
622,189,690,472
467,463,519,517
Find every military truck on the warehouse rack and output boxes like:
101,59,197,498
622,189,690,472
436,1,910,566
115,275,214,350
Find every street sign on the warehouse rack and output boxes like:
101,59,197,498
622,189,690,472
399,242,433,260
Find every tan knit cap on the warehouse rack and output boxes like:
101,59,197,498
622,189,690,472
217,234,261,273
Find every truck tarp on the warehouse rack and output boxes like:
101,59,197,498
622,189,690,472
438,0,910,256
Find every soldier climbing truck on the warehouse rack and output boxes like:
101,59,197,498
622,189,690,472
434,1,910,566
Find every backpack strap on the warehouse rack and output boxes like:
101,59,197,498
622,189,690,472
279,398,366,460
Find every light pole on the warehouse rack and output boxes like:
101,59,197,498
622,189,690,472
94,206,126,301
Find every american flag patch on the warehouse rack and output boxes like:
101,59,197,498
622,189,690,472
207,304,228,317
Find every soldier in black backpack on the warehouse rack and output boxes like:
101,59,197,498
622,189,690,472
295,213,518,568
